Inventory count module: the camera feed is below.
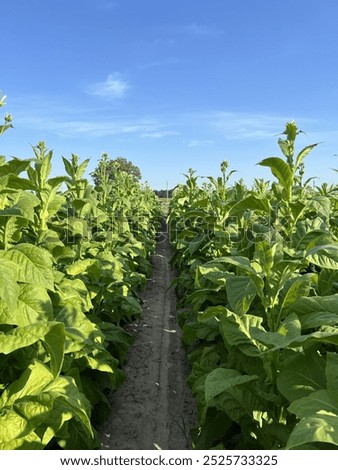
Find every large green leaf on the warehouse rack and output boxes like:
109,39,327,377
208,375,265,428
56,278,93,312
288,390,338,419
6,174,35,191
306,244,338,270
286,295,338,330
280,274,316,312
258,157,293,197
251,313,302,349
16,284,53,326
229,195,271,216
264,328,338,352
55,303,102,353
0,408,42,449
0,217,28,249
286,414,338,449
219,310,265,357
277,349,326,402
0,158,31,177
306,196,331,224
253,240,283,276
195,263,228,289
0,244,54,290
294,228,333,252
0,322,65,376
205,368,257,404
66,258,99,277
225,275,257,315
295,142,319,169
14,191,40,220
213,256,265,298
0,360,93,449
0,259,19,308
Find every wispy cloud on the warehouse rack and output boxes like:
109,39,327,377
203,112,310,140
19,112,177,139
179,23,223,37
186,139,214,148
10,93,316,146
140,131,180,139
86,73,129,98
30,119,159,138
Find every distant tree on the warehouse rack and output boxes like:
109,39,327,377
91,155,142,187
153,188,174,198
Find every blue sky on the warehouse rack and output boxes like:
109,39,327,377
2,0,338,189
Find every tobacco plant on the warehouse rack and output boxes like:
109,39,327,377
0,98,161,449
169,122,338,450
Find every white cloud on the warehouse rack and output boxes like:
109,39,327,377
186,139,214,148
86,73,129,98
140,131,179,139
179,23,223,37
20,114,174,139
200,112,306,140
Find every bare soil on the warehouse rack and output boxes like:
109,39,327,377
99,221,197,450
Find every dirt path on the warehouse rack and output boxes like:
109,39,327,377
99,221,197,450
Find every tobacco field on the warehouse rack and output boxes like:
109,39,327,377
0,96,161,449
168,122,338,449
1,94,338,450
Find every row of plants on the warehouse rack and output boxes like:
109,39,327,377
0,96,162,449
168,122,338,449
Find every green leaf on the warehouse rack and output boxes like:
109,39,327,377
0,259,19,308
289,201,306,222
286,414,338,449
7,174,35,191
294,229,333,252
229,195,271,216
205,368,257,404
215,256,265,298
254,240,282,276
0,244,54,290
326,352,338,390
0,360,93,449
0,360,55,406
306,244,338,270
47,176,67,189
0,159,31,177
219,310,265,357
225,275,257,315
16,284,53,326
251,313,302,349
280,274,316,312
66,259,99,277
288,390,338,419
0,408,38,445
0,321,64,379
307,196,331,223
55,303,101,353
56,278,93,312
258,157,293,198
287,295,338,330
277,349,326,401
77,158,90,178
12,191,40,221
295,142,319,169
42,323,65,377
40,189,66,218
195,263,228,289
